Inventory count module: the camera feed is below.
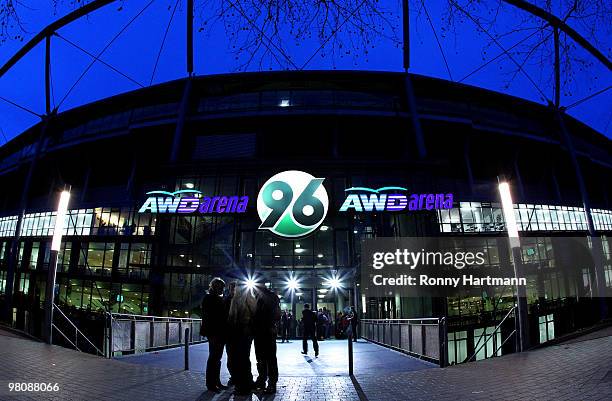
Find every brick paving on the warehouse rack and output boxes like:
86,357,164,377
0,328,611,400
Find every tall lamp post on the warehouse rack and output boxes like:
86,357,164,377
498,181,529,352
43,188,71,344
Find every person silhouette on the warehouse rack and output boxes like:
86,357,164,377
300,303,319,357
201,278,227,392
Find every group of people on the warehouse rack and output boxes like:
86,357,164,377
280,306,360,341
200,277,360,395
201,277,281,395
335,307,360,341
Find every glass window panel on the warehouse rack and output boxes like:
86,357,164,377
87,243,105,268
118,243,129,270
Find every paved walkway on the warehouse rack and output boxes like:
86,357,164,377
118,339,435,377
356,333,612,401
0,328,611,400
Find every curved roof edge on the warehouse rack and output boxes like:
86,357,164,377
1,70,610,153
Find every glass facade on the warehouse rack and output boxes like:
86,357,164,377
0,195,611,320
437,202,612,233
0,208,155,238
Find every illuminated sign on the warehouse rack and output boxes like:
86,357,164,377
257,170,329,238
339,186,453,212
138,189,249,214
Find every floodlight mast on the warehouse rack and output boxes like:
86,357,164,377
44,187,71,344
498,179,529,352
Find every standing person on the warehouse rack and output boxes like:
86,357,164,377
301,303,319,357
253,284,281,394
316,308,328,340
227,283,257,395
280,310,288,343
286,311,294,340
349,306,359,342
323,307,332,339
223,282,236,386
200,277,227,393
334,311,343,339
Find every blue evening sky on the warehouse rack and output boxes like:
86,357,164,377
0,0,610,143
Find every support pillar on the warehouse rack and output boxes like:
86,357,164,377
401,0,426,159
513,153,525,201
186,0,193,75
464,138,475,196
2,117,50,322
43,250,59,343
169,78,192,163
554,107,607,319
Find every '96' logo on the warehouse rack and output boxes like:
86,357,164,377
257,170,329,238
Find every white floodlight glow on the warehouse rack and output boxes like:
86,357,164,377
498,182,520,248
361,295,366,314
325,275,342,290
286,277,299,291
51,190,71,251
245,277,257,290
185,182,195,189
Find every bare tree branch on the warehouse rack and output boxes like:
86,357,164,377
198,0,400,70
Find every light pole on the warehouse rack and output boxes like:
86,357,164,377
286,275,299,339
498,181,529,352
44,188,71,344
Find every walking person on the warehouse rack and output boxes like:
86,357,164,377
227,283,257,395
200,277,228,393
253,283,281,394
301,303,319,357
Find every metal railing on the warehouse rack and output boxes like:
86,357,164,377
105,313,206,358
52,303,104,356
360,317,448,367
465,305,517,363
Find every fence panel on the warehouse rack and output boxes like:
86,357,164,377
107,313,205,357
360,318,444,366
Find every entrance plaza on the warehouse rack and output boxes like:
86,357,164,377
1,328,610,401
117,338,435,377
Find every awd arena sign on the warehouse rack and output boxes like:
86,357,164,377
138,189,249,214
339,186,453,212
257,170,329,238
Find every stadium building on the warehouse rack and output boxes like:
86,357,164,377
0,71,611,362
